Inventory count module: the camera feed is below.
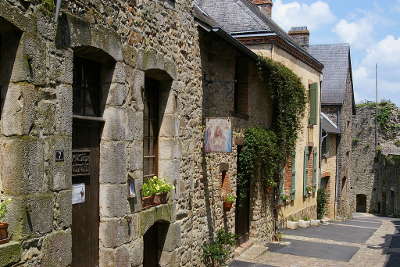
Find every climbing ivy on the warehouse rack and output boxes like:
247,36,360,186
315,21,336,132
237,57,306,199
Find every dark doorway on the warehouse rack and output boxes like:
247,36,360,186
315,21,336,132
382,193,387,215
143,221,169,267
356,194,367,212
0,17,22,118
71,50,114,267
236,146,250,245
390,190,395,215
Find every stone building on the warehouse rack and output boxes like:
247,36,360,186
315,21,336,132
196,0,323,223
309,44,356,219
352,103,400,215
0,0,206,266
195,5,275,246
320,112,340,219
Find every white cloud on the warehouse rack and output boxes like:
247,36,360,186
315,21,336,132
354,35,400,105
333,18,374,49
272,0,336,31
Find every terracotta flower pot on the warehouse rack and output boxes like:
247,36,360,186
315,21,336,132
142,195,155,209
223,201,233,211
0,223,9,244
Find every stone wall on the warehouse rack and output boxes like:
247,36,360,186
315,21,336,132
0,0,204,266
198,29,275,248
352,104,400,215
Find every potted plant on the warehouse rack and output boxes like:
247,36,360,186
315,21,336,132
306,185,315,196
280,193,290,205
142,176,174,208
265,178,277,193
223,194,236,211
0,199,11,244
142,180,156,209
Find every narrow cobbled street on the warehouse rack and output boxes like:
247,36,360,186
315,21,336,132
231,213,400,267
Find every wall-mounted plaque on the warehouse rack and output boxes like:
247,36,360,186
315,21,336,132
55,150,64,162
72,150,90,176
205,118,232,153
72,183,85,204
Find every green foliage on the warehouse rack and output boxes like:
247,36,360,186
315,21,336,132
302,216,310,221
0,199,11,221
352,138,360,146
224,194,236,203
395,140,400,147
317,189,327,219
237,57,306,200
202,230,236,266
305,185,315,196
40,0,56,12
142,176,174,197
280,193,290,202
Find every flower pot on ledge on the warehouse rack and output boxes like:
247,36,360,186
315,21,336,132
0,223,10,244
142,195,155,209
154,192,168,205
223,201,233,211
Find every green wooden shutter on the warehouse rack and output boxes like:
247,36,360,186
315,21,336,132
313,148,318,188
291,151,296,195
309,83,318,125
303,147,309,197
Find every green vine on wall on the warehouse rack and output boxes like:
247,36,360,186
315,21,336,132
237,57,306,200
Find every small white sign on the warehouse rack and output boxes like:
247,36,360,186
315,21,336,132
72,183,85,204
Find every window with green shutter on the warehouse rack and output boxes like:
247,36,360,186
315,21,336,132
303,147,309,197
309,83,318,125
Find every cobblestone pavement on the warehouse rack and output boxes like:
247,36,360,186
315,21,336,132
231,213,400,267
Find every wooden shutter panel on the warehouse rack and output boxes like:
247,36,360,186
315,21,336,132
303,147,309,196
309,83,318,125
313,148,318,187
291,151,296,195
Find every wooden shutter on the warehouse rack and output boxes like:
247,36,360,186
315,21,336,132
303,147,309,196
309,83,318,125
313,148,318,187
291,151,296,195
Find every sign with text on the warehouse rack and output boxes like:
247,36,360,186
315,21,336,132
72,150,90,176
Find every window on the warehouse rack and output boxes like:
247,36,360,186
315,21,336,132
234,56,249,116
73,57,102,117
321,134,328,157
143,78,160,179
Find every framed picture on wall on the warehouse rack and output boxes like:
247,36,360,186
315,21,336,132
205,118,232,153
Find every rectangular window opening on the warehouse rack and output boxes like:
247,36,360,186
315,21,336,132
234,56,249,117
143,78,160,180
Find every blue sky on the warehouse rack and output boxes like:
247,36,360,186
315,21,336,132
271,0,400,106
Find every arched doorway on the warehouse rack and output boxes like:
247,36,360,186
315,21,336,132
71,46,115,267
143,221,170,267
356,194,367,212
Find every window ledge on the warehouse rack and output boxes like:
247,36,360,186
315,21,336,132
0,241,21,266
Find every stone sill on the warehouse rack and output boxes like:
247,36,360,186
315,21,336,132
0,241,21,266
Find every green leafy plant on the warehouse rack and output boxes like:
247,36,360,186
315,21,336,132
395,140,400,147
280,193,290,202
142,176,174,197
0,199,11,222
305,185,315,195
317,189,327,219
302,216,310,221
266,178,278,188
202,230,236,266
224,194,236,203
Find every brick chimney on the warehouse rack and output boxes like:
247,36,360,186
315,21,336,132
251,0,273,18
288,26,310,50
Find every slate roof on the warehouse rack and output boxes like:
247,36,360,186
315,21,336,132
196,0,322,71
309,44,351,105
321,112,340,134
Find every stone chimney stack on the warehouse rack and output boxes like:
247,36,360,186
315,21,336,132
251,0,273,18
288,26,310,50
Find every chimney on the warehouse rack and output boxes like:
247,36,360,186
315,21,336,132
251,0,273,18
288,26,310,50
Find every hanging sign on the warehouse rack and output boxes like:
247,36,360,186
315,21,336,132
205,118,232,153
72,183,85,204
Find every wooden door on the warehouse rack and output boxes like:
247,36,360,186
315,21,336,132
72,119,102,267
235,146,250,245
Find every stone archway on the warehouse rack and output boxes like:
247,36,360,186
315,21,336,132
143,220,170,267
356,194,367,212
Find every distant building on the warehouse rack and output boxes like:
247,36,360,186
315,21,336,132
309,44,356,219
